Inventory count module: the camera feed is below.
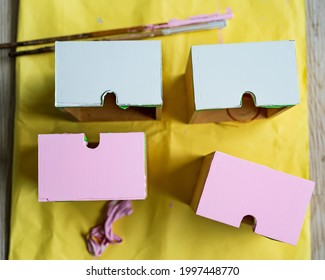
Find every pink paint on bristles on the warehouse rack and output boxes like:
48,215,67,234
145,8,233,31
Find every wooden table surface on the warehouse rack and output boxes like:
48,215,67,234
1,0,324,259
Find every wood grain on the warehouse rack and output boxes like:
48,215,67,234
0,0,18,260
0,0,324,259
307,0,325,260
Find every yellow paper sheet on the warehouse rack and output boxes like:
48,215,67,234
10,0,310,259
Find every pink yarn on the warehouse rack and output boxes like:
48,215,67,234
86,200,133,256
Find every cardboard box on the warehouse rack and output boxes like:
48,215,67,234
191,152,314,245
38,132,147,201
55,41,162,121
185,41,299,123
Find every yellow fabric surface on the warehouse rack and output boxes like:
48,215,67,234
10,0,310,259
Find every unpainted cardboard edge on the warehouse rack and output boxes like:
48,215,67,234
191,153,215,212
185,49,197,124
155,106,162,120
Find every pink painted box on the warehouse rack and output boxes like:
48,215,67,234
191,151,315,245
38,132,146,201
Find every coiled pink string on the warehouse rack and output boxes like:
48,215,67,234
86,200,133,256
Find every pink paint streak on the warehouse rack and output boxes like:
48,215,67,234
145,8,233,30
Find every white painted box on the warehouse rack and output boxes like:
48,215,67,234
185,41,299,123
55,41,162,121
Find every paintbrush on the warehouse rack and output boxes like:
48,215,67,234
0,8,233,57
9,21,227,57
